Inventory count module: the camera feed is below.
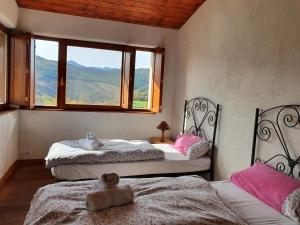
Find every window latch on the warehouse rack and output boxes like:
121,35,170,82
60,77,64,86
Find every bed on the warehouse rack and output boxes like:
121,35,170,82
51,144,211,180
47,97,220,181
211,180,296,225
24,104,300,225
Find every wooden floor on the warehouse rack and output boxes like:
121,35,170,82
0,163,54,225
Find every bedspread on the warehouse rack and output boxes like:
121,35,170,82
45,139,165,168
24,176,248,225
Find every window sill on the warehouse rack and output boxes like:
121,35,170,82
22,107,157,114
0,107,18,116
0,103,11,111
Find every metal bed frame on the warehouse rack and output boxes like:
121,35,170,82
251,105,300,178
124,97,220,181
181,97,220,180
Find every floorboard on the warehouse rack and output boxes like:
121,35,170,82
0,163,54,225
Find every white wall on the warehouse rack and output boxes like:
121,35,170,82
0,111,18,178
174,0,300,180
0,0,19,28
17,9,178,159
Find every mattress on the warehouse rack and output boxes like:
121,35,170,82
211,180,297,225
51,144,211,180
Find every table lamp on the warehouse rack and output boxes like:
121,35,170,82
156,121,170,142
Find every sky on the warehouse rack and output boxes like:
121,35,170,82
35,40,152,69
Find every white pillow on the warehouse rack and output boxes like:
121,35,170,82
282,188,300,224
186,140,210,159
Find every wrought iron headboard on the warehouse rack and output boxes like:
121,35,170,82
182,97,220,149
251,105,300,178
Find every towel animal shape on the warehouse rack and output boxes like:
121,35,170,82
60,132,103,150
80,132,103,150
86,173,134,212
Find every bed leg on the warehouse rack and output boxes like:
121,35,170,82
209,171,214,181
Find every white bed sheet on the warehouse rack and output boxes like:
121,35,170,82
51,144,211,180
211,180,297,225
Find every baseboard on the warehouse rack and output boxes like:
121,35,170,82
18,159,45,166
0,160,18,189
0,159,45,189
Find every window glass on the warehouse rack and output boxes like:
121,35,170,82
66,46,122,106
35,39,59,106
0,30,7,105
133,51,153,109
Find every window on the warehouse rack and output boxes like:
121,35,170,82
133,51,153,109
0,29,7,107
34,39,59,106
66,46,122,106
29,37,164,112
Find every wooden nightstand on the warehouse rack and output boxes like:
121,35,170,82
149,137,174,144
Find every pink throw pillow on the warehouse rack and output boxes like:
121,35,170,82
170,134,202,155
231,163,300,212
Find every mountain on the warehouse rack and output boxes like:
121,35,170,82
35,56,150,107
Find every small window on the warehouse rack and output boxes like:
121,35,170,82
35,39,59,106
0,29,7,105
133,51,153,109
66,46,123,106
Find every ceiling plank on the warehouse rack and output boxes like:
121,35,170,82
16,0,205,29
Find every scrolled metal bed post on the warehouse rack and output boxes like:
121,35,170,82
210,104,220,181
251,108,260,166
182,100,187,134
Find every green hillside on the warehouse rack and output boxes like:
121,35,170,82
35,56,150,108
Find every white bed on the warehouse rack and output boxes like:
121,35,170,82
51,144,211,180
211,180,297,225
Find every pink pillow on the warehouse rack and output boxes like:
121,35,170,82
231,163,300,212
170,134,202,155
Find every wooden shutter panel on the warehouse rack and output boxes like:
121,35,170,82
121,48,135,109
150,48,165,112
29,38,35,109
10,35,31,108
9,34,34,108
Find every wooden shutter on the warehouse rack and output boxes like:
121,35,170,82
121,47,135,109
150,48,165,112
29,38,35,109
0,30,7,106
10,35,31,107
9,34,35,109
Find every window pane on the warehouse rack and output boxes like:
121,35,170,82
66,46,122,106
0,30,7,105
35,40,59,106
133,51,153,109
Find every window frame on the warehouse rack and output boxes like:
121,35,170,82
33,37,60,109
132,49,155,110
32,35,164,113
0,23,9,111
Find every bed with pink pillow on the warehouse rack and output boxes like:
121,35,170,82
219,104,300,225
50,97,221,180
211,104,300,225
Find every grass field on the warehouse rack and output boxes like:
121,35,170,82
133,100,148,109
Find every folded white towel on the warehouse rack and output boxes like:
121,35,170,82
58,132,102,150
86,185,134,212
78,139,102,151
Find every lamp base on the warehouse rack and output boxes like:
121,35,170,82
160,130,166,142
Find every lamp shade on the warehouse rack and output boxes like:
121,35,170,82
156,121,170,130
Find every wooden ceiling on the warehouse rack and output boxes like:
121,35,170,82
16,0,206,29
